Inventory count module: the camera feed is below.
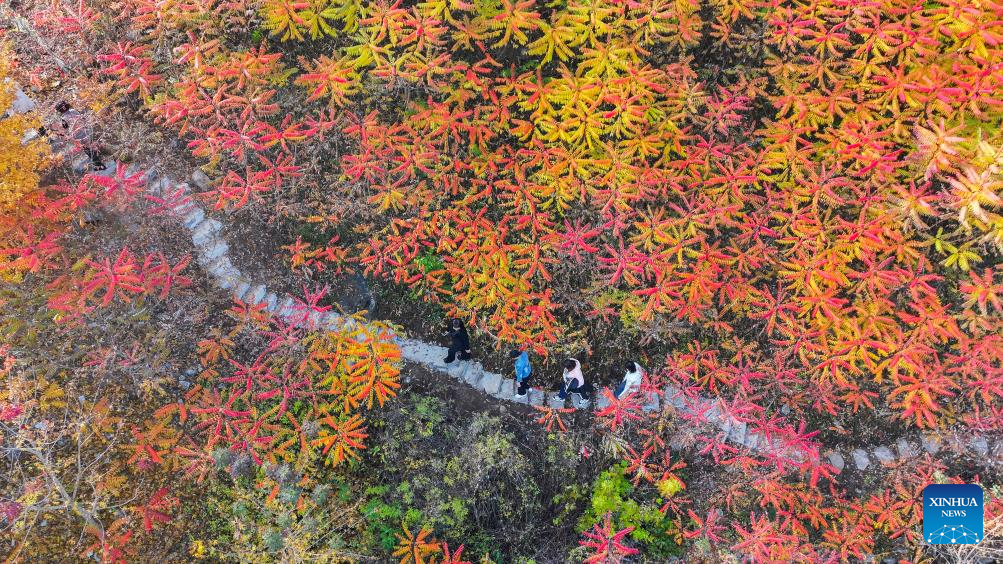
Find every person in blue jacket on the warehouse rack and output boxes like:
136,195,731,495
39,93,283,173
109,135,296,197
510,349,532,397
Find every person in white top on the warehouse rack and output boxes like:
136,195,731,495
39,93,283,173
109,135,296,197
556,358,592,401
615,361,644,399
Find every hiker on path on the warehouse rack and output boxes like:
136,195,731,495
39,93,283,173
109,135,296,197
556,358,592,402
510,349,532,397
615,361,645,399
443,318,472,363
53,100,105,170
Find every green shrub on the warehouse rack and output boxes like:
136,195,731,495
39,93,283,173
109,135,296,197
580,463,683,558
416,251,444,273
362,486,404,552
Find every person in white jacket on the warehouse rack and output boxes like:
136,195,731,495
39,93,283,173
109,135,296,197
615,361,644,399
556,358,592,401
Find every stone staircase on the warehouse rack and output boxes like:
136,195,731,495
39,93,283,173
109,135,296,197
64,156,1003,476
13,86,999,476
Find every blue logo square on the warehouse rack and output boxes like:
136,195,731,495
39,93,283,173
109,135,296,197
923,484,983,544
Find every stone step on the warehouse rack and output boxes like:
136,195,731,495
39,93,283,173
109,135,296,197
403,347,431,364
145,168,163,186
851,448,870,471
427,357,448,371
445,360,468,380
528,388,545,406
921,434,942,455
827,451,845,473
208,257,240,287
944,433,967,453
896,438,917,459
173,199,197,218
149,176,172,196
191,218,222,246
547,395,566,409
491,378,515,400
204,250,233,274
71,154,90,173
970,436,989,457
264,292,279,312
462,363,483,388
217,272,243,292
718,415,734,439
642,392,660,412
480,371,502,395
10,86,36,113
728,420,747,445
306,310,324,328
703,404,722,426
319,312,340,331
199,240,228,264
246,284,267,305
663,386,687,410
182,207,204,229
397,339,451,371
233,280,251,301
276,296,297,318
873,446,895,464
191,169,211,189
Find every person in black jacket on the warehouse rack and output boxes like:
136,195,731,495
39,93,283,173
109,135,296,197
443,319,472,363
54,100,105,170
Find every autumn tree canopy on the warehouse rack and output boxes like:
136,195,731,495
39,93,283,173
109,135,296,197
4,0,1003,561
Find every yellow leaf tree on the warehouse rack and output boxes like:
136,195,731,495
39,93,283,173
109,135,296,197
0,41,50,239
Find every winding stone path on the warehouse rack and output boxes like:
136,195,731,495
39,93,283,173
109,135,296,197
145,168,1002,472
12,89,1000,475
